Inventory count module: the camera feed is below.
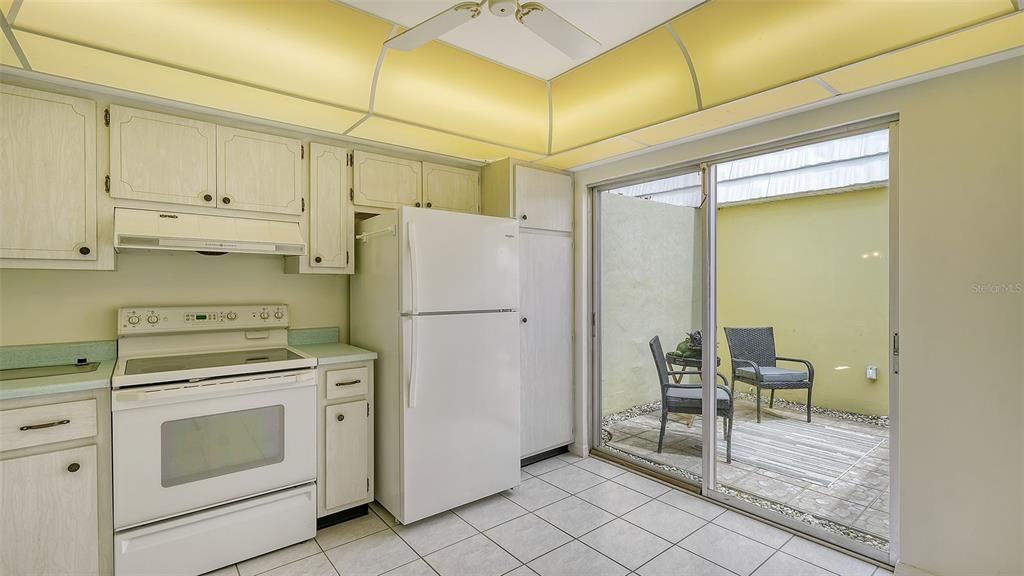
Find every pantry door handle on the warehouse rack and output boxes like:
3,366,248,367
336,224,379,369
336,414,346,422
335,380,362,386
20,419,70,431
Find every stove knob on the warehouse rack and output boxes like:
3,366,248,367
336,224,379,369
226,311,238,320
128,315,141,325
260,311,270,320
147,315,160,324
274,310,285,320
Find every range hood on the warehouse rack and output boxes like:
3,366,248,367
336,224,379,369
114,208,305,256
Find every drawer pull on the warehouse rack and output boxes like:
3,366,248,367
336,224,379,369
335,380,362,386
19,419,70,431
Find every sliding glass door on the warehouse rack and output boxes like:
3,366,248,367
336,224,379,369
593,168,708,483
592,123,897,564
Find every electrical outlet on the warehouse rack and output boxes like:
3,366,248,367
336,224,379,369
866,365,878,380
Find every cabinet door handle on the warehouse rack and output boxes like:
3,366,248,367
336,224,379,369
314,256,323,264
521,214,527,220
335,379,362,386
78,246,91,256
426,202,432,208
67,462,81,473
202,193,213,202
336,414,346,422
521,317,528,324
221,196,232,205
414,202,421,207
20,419,70,431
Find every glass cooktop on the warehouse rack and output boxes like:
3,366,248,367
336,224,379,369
124,348,302,376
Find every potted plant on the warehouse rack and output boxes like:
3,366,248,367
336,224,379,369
676,330,703,359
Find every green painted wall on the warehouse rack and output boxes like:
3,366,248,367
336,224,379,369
717,187,889,416
601,186,889,417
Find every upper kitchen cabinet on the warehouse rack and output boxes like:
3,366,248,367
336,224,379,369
422,162,480,214
309,143,354,273
352,151,421,210
0,85,97,262
109,106,217,208
515,165,572,232
217,126,303,215
481,159,573,232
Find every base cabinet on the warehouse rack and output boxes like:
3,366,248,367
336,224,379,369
325,401,369,510
318,360,374,517
0,445,99,576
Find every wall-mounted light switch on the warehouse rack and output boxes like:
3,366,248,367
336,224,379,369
866,365,878,380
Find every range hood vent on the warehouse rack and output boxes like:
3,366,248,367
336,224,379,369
114,208,305,256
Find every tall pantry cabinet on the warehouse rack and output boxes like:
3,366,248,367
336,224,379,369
482,160,574,458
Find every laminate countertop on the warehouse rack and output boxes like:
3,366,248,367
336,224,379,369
291,343,378,366
0,360,115,401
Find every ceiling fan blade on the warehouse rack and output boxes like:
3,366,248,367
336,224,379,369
384,2,482,51
516,2,601,60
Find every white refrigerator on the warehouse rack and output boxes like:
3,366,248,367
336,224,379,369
351,207,521,524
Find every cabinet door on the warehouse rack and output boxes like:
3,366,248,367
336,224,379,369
309,143,353,272
109,105,217,208
422,162,480,213
324,401,369,510
0,445,98,576
217,126,303,215
0,85,96,261
520,232,574,457
353,151,421,209
514,166,572,232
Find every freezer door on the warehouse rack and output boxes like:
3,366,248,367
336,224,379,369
401,207,519,314
401,312,520,524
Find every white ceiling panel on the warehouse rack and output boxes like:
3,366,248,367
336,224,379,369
344,0,703,79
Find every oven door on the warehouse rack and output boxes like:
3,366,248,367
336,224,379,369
112,369,316,530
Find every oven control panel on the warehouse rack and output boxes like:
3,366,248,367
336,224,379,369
118,305,289,335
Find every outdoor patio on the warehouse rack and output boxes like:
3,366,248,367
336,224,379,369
601,393,890,550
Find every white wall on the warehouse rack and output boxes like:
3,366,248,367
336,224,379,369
574,57,1024,576
600,193,699,415
0,252,347,345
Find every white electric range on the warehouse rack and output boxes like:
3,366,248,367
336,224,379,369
110,304,317,576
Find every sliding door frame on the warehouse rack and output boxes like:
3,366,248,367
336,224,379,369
698,117,899,564
588,115,899,565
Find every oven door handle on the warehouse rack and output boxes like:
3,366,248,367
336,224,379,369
113,371,314,410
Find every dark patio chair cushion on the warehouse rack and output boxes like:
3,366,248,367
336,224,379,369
736,366,808,383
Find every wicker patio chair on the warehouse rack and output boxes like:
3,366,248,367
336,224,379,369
723,327,815,423
649,336,733,462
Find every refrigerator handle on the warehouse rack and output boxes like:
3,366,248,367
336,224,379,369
408,220,419,315
408,316,419,409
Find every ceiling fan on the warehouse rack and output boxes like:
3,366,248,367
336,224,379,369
383,0,601,59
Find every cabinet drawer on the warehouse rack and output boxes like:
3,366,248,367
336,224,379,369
0,400,97,452
325,367,369,401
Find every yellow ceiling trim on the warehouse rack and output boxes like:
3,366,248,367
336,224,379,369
536,137,645,171
630,79,832,147
374,40,548,154
13,0,391,111
15,31,365,135
350,116,543,163
822,12,1024,94
551,26,698,153
673,0,1014,108
0,27,19,67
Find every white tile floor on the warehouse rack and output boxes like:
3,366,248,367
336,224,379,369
203,454,893,576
